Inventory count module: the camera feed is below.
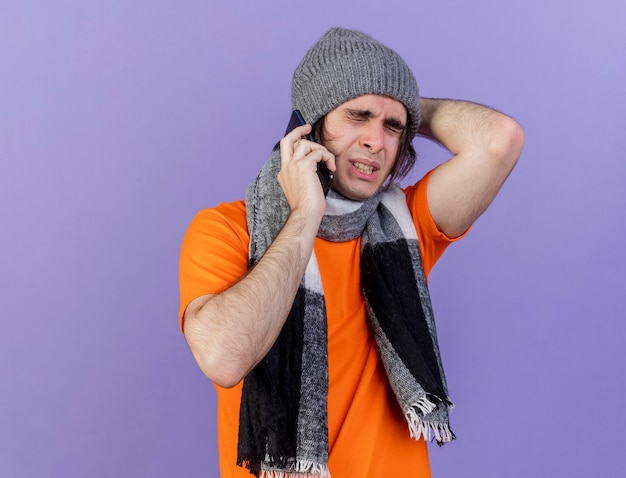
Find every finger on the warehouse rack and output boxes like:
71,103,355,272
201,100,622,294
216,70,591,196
288,123,313,140
281,123,313,147
320,151,336,172
280,125,311,160
304,141,336,171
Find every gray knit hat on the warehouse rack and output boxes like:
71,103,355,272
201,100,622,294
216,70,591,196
291,28,421,138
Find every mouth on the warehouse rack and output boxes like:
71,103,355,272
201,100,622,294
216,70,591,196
353,161,376,176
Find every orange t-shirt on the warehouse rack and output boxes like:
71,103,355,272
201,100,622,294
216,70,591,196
179,170,464,477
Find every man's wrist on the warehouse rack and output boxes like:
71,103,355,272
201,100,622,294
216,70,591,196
418,97,439,136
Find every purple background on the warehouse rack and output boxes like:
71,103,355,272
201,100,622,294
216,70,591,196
1,1,625,477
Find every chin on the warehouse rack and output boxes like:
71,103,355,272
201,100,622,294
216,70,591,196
332,182,379,201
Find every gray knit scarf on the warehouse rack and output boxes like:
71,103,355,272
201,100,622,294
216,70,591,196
238,147,454,477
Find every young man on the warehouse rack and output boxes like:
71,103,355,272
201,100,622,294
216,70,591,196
179,28,523,478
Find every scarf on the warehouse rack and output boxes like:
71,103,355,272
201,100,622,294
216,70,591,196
238,147,454,477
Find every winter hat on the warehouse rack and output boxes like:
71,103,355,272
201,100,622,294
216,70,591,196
291,27,421,137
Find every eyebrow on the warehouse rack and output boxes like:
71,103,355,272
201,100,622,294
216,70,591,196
346,108,406,131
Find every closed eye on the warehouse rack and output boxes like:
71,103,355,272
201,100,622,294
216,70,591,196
384,119,405,135
346,109,371,122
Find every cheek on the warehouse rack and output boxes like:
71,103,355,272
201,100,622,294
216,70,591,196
384,139,400,164
323,135,352,160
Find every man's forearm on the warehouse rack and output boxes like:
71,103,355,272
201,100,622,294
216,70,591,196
183,209,319,388
419,98,512,153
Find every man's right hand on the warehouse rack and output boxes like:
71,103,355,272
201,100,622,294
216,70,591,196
277,123,335,220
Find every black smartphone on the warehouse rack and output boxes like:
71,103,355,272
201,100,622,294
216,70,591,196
284,109,334,196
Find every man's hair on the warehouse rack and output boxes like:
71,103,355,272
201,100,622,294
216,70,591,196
313,112,417,186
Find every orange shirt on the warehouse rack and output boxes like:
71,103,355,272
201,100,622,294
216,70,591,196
179,170,464,477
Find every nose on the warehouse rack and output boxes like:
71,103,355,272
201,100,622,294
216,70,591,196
359,122,384,153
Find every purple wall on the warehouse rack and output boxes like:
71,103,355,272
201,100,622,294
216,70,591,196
1,1,624,477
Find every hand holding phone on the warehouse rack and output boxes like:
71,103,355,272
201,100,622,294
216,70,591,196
284,110,334,196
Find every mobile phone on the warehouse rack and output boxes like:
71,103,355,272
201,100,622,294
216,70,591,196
284,110,334,196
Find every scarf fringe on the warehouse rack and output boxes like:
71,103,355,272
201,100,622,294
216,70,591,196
260,459,331,478
406,403,454,444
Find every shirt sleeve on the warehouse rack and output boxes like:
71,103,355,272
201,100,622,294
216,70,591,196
404,168,470,278
178,200,250,331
